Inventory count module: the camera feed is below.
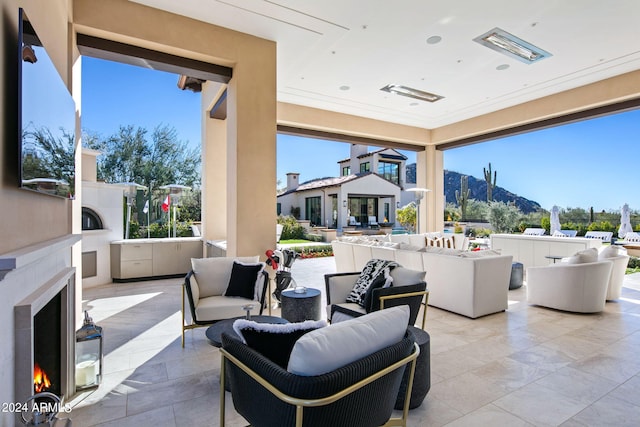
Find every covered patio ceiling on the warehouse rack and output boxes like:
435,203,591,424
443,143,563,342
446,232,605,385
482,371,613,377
131,0,640,147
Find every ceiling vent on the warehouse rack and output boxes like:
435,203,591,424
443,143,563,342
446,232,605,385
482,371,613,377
473,27,552,64
380,84,443,103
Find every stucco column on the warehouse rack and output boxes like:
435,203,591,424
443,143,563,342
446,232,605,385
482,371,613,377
202,87,227,241
225,46,277,257
417,146,444,232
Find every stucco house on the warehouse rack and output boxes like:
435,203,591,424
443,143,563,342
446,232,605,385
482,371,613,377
278,144,410,229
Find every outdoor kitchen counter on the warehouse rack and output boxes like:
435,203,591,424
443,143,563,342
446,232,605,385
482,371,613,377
110,238,203,281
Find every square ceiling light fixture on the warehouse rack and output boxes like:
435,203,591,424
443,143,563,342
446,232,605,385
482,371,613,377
380,84,443,103
473,27,552,64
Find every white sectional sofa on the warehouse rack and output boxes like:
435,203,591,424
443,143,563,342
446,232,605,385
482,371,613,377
332,234,513,319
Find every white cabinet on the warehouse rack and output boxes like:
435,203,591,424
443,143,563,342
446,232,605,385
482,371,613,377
152,240,203,276
111,238,203,280
490,234,601,271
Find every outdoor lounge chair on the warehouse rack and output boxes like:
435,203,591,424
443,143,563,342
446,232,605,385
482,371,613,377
368,215,380,228
219,306,419,427
523,228,546,236
585,231,613,243
182,256,269,347
325,265,428,329
348,216,361,227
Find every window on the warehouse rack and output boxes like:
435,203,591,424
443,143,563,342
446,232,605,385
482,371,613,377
276,203,281,215
342,166,351,176
305,197,322,226
360,162,370,173
82,207,103,230
348,197,378,225
378,161,400,185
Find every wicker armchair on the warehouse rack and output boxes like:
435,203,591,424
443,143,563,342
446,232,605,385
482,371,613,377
325,269,428,329
220,330,419,427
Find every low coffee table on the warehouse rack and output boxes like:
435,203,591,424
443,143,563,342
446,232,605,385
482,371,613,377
205,315,288,347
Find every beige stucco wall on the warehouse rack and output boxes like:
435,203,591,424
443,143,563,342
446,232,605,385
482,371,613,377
278,102,431,147
0,0,74,255
432,70,640,145
74,0,277,258
0,1,77,423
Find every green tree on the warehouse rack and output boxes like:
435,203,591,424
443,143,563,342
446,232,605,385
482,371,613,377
444,202,461,222
465,199,489,221
85,124,201,232
85,124,200,190
486,201,521,234
397,202,417,233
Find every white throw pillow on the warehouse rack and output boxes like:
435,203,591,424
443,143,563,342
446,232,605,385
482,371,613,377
566,248,598,264
458,249,502,258
389,267,425,286
191,256,259,298
287,305,409,376
599,245,627,259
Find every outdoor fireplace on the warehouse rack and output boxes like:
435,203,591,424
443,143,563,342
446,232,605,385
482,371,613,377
14,268,76,406
33,291,62,396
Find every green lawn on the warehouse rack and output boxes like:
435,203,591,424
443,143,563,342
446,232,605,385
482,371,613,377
279,239,314,244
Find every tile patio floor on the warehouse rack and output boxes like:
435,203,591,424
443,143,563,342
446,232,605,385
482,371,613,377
65,257,640,426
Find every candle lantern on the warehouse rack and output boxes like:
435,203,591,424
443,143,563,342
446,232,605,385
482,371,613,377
75,311,103,391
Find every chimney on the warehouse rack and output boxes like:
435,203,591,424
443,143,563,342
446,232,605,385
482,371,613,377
350,144,367,174
81,148,102,182
286,173,300,191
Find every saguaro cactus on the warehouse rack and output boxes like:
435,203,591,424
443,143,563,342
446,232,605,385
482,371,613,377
455,175,470,221
483,162,497,202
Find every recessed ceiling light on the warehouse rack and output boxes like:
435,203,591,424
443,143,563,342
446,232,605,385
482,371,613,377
496,64,510,71
339,85,350,91
410,102,419,106
426,35,442,45
473,27,552,64
380,84,443,103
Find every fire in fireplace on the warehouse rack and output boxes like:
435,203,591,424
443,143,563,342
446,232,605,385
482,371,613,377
33,290,62,397
33,363,52,393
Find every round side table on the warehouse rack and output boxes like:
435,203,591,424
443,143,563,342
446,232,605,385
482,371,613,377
509,262,524,290
281,288,321,322
395,326,430,410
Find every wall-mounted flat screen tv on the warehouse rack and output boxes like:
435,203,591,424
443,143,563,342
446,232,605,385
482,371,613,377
19,8,76,199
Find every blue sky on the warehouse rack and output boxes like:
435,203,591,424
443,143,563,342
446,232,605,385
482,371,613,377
82,57,640,212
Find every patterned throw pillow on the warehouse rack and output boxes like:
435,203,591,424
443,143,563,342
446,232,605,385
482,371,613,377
345,259,398,308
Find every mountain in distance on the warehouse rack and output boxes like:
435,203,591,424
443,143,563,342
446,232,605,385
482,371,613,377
405,164,541,214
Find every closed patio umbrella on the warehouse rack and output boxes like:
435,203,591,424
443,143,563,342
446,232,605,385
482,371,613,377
550,205,561,235
618,203,633,238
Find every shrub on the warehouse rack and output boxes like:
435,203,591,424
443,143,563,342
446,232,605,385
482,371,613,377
468,227,492,238
588,221,616,233
293,245,334,259
627,257,640,274
540,217,550,233
278,215,305,240
127,220,141,239
145,221,193,238
486,201,521,234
